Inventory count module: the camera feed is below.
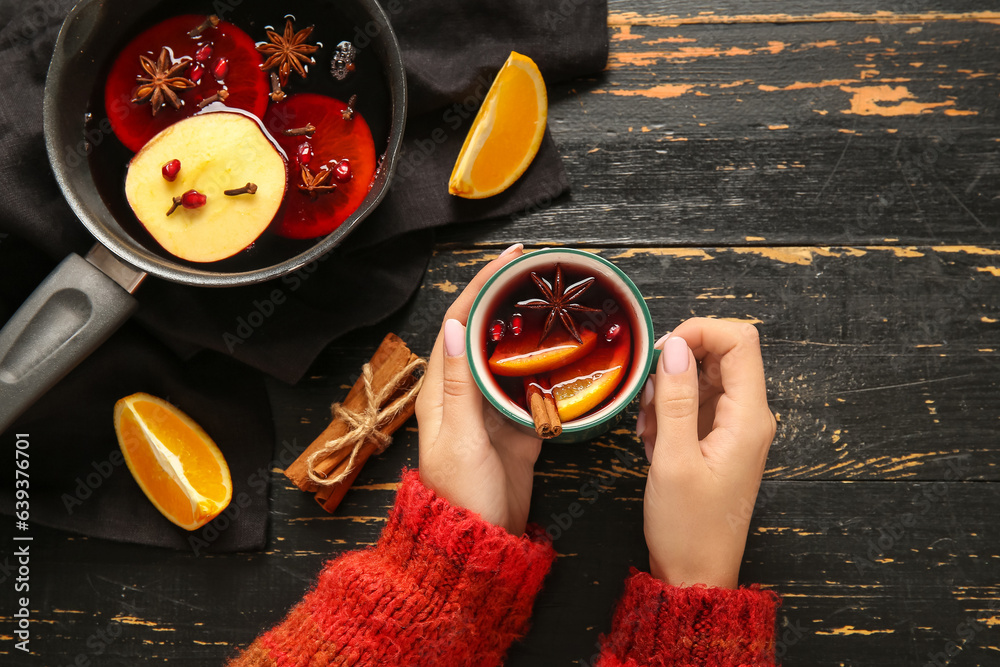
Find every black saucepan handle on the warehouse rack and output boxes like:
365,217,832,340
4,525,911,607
0,247,143,433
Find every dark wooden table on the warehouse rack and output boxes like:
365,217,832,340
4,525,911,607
6,2,999,665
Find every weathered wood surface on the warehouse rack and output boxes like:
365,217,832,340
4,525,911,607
445,2,999,247
4,2,999,666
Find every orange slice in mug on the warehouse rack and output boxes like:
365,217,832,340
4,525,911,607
490,327,598,377
114,393,232,530
549,324,632,421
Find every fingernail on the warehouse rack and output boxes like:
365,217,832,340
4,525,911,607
643,432,655,463
663,336,689,374
498,243,523,260
641,377,654,408
636,410,647,439
654,332,670,349
444,319,465,357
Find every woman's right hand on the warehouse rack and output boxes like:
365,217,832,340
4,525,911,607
637,318,776,588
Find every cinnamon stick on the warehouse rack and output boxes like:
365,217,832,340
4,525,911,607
526,377,562,439
283,334,420,505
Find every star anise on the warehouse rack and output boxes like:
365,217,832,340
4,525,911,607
517,264,600,344
132,47,195,116
297,165,337,199
256,18,320,87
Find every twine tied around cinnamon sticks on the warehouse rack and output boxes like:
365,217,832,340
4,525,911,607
284,334,425,513
305,356,426,487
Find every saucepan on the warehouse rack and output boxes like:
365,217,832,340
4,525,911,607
0,0,407,432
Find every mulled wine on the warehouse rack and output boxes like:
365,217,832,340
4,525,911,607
85,0,392,270
482,262,636,428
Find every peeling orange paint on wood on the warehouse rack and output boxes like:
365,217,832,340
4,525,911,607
612,24,644,41
594,84,694,99
839,85,972,116
732,247,867,266
114,616,159,627
432,281,459,294
879,247,925,259
608,10,1000,27
608,42,788,68
610,248,715,261
759,78,904,92
643,36,698,45
816,626,895,636
932,246,1000,256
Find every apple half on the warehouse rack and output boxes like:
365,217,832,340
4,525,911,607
125,111,287,263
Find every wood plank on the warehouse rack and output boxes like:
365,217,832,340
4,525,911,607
609,0,1000,23
379,245,1000,481
439,18,1000,246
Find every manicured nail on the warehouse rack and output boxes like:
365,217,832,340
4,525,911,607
641,377,654,408
444,319,465,357
498,243,523,260
663,336,689,374
636,410,647,439
643,434,655,463
654,332,670,349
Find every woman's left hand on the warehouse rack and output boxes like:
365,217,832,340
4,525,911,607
415,244,543,536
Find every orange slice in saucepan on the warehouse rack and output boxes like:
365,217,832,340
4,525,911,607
549,324,632,422
114,393,232,531
448,51,548,199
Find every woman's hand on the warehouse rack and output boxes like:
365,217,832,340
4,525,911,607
415,243,543,536
637,318,776,588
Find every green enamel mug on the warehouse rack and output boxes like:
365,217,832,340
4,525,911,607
466,249,657,443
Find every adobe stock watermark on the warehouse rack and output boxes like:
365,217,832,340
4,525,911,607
391,73,494,186
187,438,304,555
61,403,174,514
61,449,128,514
222,252,333,352
545,444,646,542
1,0,66,50
539,0,596,31
853,131,960,236
67,607,137,667
921,596,1000,667
853,457,965,574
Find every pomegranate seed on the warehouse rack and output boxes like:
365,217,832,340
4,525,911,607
194,43,213,62
188,62,204,83
296,142,313,166
511,313,523,336
180,190,207,209
212,57,229,80
161,159,181,182
333,158,352,183
490,320,505,342
605,323,621,342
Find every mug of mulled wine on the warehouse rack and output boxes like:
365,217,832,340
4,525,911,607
466,249,655,443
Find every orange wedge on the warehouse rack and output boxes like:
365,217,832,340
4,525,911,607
490,327,598,377
114,393,232,531
448,51,547,199
549,325,632,422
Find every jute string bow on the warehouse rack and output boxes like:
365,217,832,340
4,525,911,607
306,357,426,487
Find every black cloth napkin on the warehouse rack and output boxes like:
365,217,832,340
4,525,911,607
0,0,608,550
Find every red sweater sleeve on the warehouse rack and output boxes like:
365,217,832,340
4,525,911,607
227,470,556,667
596,569,780,667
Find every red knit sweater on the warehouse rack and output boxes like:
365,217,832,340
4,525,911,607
227,471,779,666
